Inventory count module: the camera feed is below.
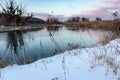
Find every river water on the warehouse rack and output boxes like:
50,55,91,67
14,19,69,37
0,26,109,64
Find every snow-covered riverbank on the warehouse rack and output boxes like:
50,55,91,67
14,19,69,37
0,26,42,33
0,39,120,80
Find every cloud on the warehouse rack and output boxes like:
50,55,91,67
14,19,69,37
101,0,120,8
33,12,68,21
75,0,120,20
101,0,120,3
75,7,112,20
29,0,120,21
35,5,119,21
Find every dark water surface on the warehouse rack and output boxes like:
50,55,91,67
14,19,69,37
0,26,109,64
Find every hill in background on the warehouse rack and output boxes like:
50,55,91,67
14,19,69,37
0,13,46,26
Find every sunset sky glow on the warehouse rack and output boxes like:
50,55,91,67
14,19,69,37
0,0,120,20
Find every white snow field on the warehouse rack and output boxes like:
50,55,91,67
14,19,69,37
0,39,120,80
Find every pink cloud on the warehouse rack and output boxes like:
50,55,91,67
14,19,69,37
101,0,120,3
74,0,120,20
75,6,119,20
101,0,120,6
33,0,120,21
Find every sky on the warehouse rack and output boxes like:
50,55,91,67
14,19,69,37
0,0,120,20
23,0,99,16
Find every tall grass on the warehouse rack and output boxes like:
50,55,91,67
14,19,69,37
64,20,112,30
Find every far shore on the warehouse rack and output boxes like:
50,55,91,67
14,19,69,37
0,25,43,33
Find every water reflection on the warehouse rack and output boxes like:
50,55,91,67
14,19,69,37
0,26,110,67
6,31,27,64
66,27,80,31
46,26,63,53
46,26,62,32
0,31,26,67
7,31,24,54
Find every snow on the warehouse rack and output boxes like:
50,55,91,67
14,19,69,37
0,39,120,80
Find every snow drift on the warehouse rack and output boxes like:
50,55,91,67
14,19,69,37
0,39,120,80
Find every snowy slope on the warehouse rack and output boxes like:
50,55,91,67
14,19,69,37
0,39,120,80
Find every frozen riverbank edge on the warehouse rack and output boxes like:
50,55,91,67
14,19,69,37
0,39,120,80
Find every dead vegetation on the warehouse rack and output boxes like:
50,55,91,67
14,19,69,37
90,40,120,79
64,20,112,30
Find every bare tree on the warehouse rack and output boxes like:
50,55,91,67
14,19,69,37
112,11,120,33
81,17,89,22
96,17,102,21
22,13,33,25
46,17,60,24
1,0,32,26
113,11,119,20
66,17,80,22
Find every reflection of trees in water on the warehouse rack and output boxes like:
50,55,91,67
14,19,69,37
7,31,25,64
7,31,24,54
46,26,62,32
46,26,62,53
0,31,26,67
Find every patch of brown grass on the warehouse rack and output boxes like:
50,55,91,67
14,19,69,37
64,20,112,30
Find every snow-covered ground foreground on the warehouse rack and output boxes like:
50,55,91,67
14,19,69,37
0,39,120,80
